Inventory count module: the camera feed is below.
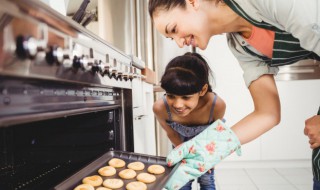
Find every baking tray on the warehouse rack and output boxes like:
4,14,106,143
54,150,179,190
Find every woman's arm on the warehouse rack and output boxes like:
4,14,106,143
153,100,183,147
231,74,281,145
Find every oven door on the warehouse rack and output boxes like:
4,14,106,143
0,108,123,190
0,76,133,190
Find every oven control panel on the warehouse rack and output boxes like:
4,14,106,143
0,0,143,89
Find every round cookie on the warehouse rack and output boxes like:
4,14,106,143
98,166,116,177
103,178,124,189
127,161,145,171
96,187,111,190
108,158,126,168
147,164,165,175
137,172,156,184
119,168,137,179
126,181,147,190
73,184,94,190
82,175,103,187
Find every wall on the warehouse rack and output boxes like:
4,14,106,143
198,34,320,164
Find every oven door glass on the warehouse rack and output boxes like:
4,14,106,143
0,109,120,190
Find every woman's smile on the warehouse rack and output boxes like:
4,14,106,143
185,35,196,47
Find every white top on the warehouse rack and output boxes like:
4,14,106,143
226,0,320,87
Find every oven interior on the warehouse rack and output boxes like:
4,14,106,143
0,109,123,190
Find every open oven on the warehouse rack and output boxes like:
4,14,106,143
0,0,137,189
0,76,134,190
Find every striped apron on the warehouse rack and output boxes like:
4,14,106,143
224,0,320,66
224,0,320,181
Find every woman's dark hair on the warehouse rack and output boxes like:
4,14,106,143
160,52,214,96
148,0,186,19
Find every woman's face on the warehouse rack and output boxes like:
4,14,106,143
153,2,213,50
165,93,201,117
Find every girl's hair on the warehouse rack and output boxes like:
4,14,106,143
160,52,214,96
148,0,186,19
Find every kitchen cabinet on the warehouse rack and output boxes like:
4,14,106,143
132,77,144,117
132,81,156,155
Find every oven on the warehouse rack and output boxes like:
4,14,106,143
0,0,138,189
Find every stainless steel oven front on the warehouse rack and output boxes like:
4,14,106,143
0,0,139,189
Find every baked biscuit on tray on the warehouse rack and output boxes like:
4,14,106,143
119,168,137,179
147,164,165,174
73,183,94,190
98,166,116,177
126,181,147,190
96,187,111,190
137,172,156,184
82,175,103,187
108,158,126,168
127,161,145,171
103,178,124,189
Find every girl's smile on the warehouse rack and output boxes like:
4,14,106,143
173,107,188,115
166,93,201,117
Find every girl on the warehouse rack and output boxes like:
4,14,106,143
148,0,320,189
153,52,226,190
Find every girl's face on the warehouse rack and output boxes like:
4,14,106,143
165,93,201,117
153,2,212,50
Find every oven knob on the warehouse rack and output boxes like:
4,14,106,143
122,65,130,81
15,35,47,60
61,51,71,67
81,55,95,71
117,72,123,81
91,60,102,73
131,67,139,80
45,46,63,65
63,58,72,68
15,35,37,59
72,55,82,69
123,74,128,81
110,58,118,79
128,66,134,81
101,54,111,77
110,71,117,79
16,35,27,59
102,65,111,77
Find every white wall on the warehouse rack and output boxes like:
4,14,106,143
199,34,320,163
40,0,67,15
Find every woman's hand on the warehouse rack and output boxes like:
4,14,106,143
305,115,320,149
165,120,241,190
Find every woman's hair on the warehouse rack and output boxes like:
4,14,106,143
160,52,214,96
148,0,221,19
148,0,186,19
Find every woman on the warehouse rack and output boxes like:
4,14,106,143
148,0,320,189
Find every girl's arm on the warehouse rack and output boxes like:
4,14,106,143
212,94,226,121
153,100,183,147
231,74,281,145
